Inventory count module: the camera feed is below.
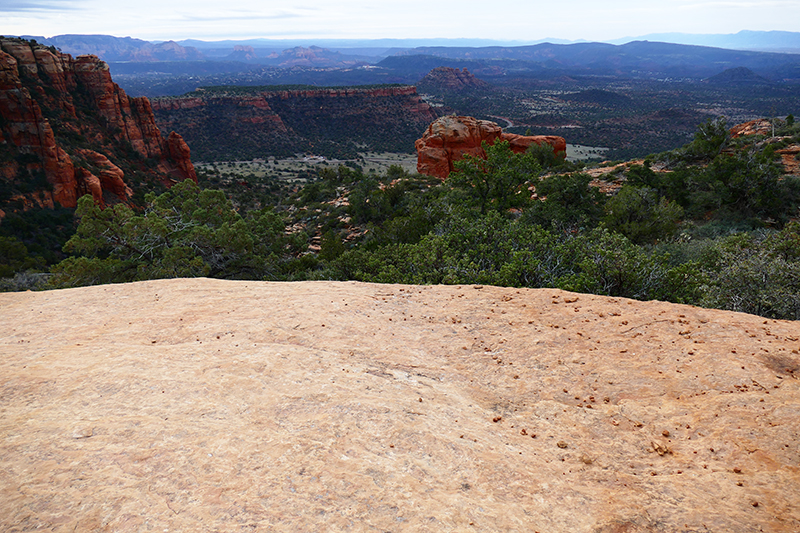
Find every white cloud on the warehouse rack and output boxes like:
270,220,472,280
0,0,81,12
1,0,798,42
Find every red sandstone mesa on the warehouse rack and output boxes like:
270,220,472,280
418,66,491,91
415,115,567,180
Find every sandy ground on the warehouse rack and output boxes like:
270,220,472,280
1,279,798,532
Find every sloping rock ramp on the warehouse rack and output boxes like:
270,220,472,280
1,279,798,532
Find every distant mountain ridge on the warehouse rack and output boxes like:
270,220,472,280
610,30,800,53
18,34,205,62
16,31,800,64
12,33,800,101
382,41,800,83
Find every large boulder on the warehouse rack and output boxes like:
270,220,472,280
415,115,567,179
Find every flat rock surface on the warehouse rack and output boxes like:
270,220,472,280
1,279,799,532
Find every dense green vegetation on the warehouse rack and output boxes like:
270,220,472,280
5,118,800,320
48,181,306,287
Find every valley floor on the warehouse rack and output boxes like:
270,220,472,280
194,145,606,183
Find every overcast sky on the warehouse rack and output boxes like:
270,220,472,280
2,0,799,43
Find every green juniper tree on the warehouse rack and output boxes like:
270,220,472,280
51,180,295,287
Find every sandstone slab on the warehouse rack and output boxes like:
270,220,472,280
1,279,798,532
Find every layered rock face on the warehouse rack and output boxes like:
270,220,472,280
151,93,291,137
776,144,800,176
152,86,441,160
0,38,195,212
416,115,567,179
1,278,798,532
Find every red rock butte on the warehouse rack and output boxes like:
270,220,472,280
1,278,798,532
416,115,567,180
418,66,492,91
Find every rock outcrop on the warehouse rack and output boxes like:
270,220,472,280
728,118,800,176
270,45,359,68
1,278,798,532
226,45,259,62
776,144,800,176
0,38,195,213
73,149,132,205
416,115,567,179
730,119,773,138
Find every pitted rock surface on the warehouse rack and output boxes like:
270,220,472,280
1,279,798,532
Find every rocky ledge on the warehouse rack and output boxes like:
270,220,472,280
1,279,798,532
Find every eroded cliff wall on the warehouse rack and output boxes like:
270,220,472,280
0,38,196,214
152,86,442,160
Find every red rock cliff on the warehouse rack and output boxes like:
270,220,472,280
415,115,567,180
152,85,440,161
0,38,195,212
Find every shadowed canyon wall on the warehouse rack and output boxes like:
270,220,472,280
151,86,442,160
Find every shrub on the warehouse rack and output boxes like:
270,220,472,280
50,181,293,287
603,186,683,244
525,172,606,230
448,140,542,214
701,223,800,319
